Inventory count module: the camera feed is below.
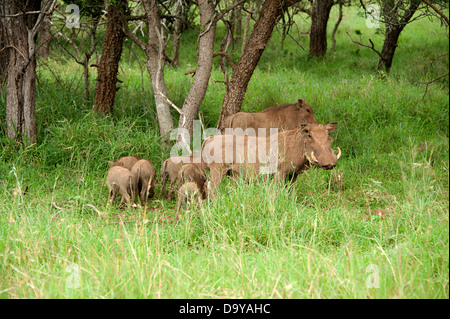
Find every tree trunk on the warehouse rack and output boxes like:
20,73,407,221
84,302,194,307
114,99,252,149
5,46,26,142
172,1,183,67
309,0,334,57
23,54,37,142
330,2,343,53
38,15,52,59
83,57,91,100
377,27,402,72
280,11,288,51
1,0,42,144
230,3,242,50
0,21,8,87
93,1,126,114
241,1,254,56
235,6,242,40
377,0,421,72
120,0,174,137
143,0,174,138
217,0,286,130
177,0,216,147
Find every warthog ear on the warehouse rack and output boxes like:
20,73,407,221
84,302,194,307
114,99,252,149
325,122,338,133
297,98,306,107
108,161,114,168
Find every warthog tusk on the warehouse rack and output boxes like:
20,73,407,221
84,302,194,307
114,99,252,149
336,147,341,160
311,151,318,163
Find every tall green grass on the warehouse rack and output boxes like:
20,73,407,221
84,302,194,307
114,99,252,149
0,6,448,298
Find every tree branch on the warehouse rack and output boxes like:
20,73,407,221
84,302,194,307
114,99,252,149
346,31,382,58
0,45,27,60
30,0,58,39
411,72,449,100
412,73,449,86
184,69,196,76
213,51,235,68
421,0,449,26
120,13,147,52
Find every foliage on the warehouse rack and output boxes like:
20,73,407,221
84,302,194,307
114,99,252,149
60,0,104,19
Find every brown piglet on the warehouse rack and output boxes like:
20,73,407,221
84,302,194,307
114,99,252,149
106,166,137,207
175,182,203,223
176,164,207,200
130,159,157,206
160,154,202,200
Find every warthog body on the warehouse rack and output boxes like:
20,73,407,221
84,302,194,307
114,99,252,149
224,98,318,137
176,164,207,200
131,159,157,205
202,123,341,198
160,153,202,200
108,156,139,170
106,166,137,207
176,182,203,223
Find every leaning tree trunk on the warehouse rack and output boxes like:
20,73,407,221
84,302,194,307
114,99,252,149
143,0,174,138
120,0,174,137
177,0,216,145
309,0,334,57
217,0,290,130
93,0,126,115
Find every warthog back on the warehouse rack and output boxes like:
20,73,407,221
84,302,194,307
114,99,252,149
106,166,137,207
131,159,157,205
108,156,139,170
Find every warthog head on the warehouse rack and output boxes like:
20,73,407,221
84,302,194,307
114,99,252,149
296,98,318,125
303,122,341,170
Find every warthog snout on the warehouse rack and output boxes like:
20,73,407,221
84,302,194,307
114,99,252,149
319,147,341,170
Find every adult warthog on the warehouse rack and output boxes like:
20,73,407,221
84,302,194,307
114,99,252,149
224,98,318,137
202,123,341,198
